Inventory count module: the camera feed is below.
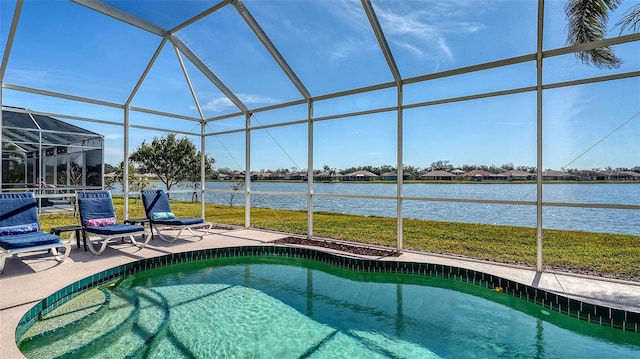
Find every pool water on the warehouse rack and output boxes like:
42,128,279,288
18,256,640,358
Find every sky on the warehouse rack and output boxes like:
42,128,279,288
1,0,638,173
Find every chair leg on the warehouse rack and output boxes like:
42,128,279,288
51,243,71,262
188,223,213,240
0,254,7,274
151,223,213,242
85,240,101,255
129,235,139,247
130,232,151,248
128,234,148,248
186,227,197,237
85,235,110,255
154,225,178,243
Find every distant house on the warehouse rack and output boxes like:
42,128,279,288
419,170,457,180
314,171,342,182
500,170,535,181
136,173,159,180
229,171,245,180
451,169,465,176
251,172,270,181
596,170,640,181
459,170,506,181
542,170,574,181
342,170,378,181
287,172,308,181
380,172,415,181
617,170,640,181
381,172,396,180
573,170,599,181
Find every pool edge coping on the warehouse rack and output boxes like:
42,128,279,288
15,244,640,343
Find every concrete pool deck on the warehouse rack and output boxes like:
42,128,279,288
2,227,639,358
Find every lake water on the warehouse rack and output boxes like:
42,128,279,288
119,182,639,235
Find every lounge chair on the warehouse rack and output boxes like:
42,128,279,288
0,192,70,274
77,191,150,255
140,189,213,242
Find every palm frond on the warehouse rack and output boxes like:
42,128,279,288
565,0,623,68
615,3,640,33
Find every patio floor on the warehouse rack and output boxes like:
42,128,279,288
2,227,639,358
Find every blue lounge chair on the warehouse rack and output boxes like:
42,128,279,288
77,191,150,255
140,190,213,242
0,192,70,274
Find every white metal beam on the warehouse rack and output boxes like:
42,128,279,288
124,107,130,218
72,0,167,36
361,0,401,84
245,113,251,227
230,0,311,100
126,38,168,106
169,34,248,113
535,0,545,272
0,0,22,81
174,43,209,215
2,83,123,109
170,1,227,34
307,100,314,239
362,0,404,249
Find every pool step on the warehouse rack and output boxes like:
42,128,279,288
104,287,171,358
18,287,112,355
18,286,171,359
18,286,137,358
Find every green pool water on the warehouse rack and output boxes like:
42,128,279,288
18,256,640,358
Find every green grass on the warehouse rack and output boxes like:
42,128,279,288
39,198,640,281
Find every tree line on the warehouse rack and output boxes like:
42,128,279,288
105,135,639,191
219,161,640,177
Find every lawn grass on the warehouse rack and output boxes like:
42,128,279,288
38,198,640,281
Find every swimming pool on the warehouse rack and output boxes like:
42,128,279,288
16,249,640,358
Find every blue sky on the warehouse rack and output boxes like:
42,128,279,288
1,0,638,172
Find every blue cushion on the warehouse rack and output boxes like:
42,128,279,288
0,231,61,249
0,197,39,228
141,190,172,218
78,198,115,222
0,222,39,236
85,224,145,235
152,217,204,226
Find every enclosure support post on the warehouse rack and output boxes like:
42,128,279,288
174,45,208,218
307,100,314,239
123,107,130,219
396,84,403,251
201,122,206,219
535,0,545,272
0,88,3,193
245,112,251,228
37,122,43,212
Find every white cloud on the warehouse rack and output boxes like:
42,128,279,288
316,0,384,62
373,1,486,63
6,68,49,84
201,93,280,113
103,146,123,165
103,133,123,140
437,38,453,62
